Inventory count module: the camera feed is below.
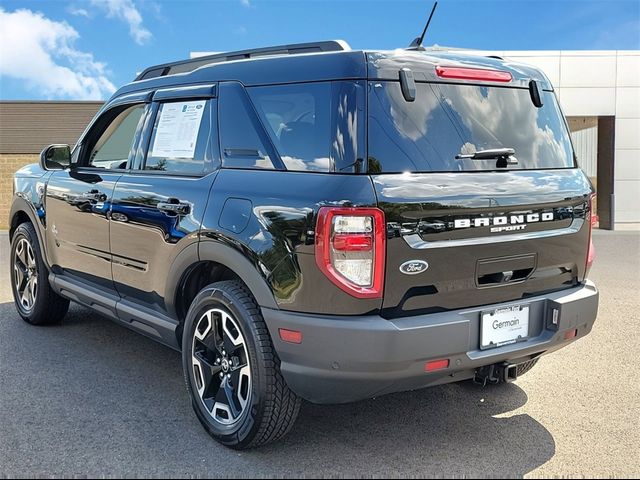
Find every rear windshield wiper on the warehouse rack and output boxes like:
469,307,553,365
455,148,518,168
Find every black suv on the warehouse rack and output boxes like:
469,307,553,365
9,40,599,449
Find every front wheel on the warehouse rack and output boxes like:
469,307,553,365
10,222,69,325
182,280,300,449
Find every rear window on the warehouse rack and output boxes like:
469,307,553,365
368,82,575,173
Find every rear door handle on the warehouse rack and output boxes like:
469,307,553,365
158,200,191,216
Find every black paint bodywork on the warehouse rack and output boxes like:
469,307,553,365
10,47,594,354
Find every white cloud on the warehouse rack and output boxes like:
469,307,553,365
68,6,91,18
0,8,116,100
241,0,251,7
89,0,152,45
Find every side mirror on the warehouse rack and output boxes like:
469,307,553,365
40,144,71,170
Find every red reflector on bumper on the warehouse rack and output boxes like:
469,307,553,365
564,329,578,340
425,359,450,372
279,328,303,344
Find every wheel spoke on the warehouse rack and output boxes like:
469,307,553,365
223,334,238,358
14,238,38,311
222,311,243,347
16,242,28,267
237,365,251,409
20,286,30,308
200,331,222,355
216,377,241,419
199,353,223,396
193,311,212,341
29,277,37,303
193,349,222,401
26,246,36,269
13,264,26,291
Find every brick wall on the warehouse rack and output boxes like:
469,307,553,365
0,154,39,230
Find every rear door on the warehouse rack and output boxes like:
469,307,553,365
109,85,218,316
367,79,594,318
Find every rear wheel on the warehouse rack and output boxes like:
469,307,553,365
10,222,69,325
182,280,300,449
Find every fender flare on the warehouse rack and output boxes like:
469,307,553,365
164,239,279,320
9,196,51,269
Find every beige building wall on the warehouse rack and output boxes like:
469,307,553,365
0,154,39,229
0,101,103,230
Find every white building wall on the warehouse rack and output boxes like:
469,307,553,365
572,126,598,178
469,50,640,226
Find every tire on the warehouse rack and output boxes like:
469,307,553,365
182,280,301,449
10,222,69,325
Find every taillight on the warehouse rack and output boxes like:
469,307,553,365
586,194,596,274
435,66,512,83
315,207,385,299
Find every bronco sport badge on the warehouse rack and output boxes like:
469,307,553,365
454,212,555,233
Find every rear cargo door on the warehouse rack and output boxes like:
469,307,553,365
367,80,594,318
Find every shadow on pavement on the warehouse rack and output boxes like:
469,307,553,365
0,302,555,477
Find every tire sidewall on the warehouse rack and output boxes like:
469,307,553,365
182,285,267,448
10,224,48,322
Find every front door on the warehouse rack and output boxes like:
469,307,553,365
45,102,147,290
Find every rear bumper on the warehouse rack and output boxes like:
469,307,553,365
262,281,599,404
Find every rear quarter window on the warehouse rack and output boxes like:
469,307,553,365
236,81,364,173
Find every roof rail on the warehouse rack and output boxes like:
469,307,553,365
134,40,351,81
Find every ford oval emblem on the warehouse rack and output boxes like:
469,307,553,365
399,260,429,275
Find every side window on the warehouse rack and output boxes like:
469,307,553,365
247,83,333,172
88,104,145,169
144,99,214,175
219,82,277,170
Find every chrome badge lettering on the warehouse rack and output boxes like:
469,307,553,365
454,211,555,233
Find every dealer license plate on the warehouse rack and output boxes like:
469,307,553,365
481,305,530,350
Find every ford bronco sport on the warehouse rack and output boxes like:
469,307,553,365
9,40,599,449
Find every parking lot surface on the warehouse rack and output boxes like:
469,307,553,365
1,230,639,477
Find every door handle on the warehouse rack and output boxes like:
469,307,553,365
158,200,191,216
79,190,107,202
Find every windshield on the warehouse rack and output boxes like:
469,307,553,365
368,82,575,173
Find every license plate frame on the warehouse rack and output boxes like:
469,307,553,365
480,304,530,350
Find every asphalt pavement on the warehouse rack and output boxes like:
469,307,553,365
0,230,639,478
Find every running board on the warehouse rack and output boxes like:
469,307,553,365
49,273,180,350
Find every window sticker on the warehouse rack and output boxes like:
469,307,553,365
151,100,206,159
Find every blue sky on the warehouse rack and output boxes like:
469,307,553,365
1,0,639,100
